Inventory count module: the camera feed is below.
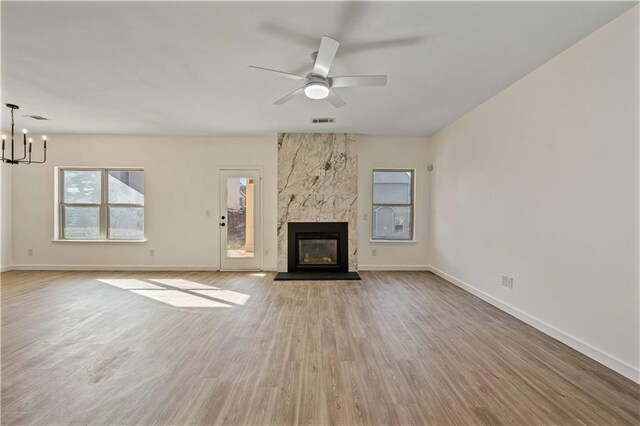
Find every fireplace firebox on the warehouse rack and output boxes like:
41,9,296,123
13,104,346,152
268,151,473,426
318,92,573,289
287,222,348,273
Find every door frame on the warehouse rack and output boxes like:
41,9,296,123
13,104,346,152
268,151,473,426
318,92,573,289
219,167,263,271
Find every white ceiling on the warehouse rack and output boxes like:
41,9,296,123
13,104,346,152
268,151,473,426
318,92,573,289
1,1,635,136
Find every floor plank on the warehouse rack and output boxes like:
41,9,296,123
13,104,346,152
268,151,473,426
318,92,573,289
1,270,638,425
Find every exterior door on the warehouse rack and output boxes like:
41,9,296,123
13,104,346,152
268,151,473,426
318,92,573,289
219,169,261,270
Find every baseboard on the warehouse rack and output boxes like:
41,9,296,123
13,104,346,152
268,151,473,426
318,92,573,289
1,265,14,273
427,266,640,384
358,265,430,271
11,264,221,272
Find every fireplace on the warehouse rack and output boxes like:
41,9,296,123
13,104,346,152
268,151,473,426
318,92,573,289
287,222,349,273
298,238,338,268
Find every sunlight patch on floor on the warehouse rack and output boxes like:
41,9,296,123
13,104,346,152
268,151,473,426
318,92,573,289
96,276,251,308
130,290,233,308
193,289,251,305
148,278,219,290
97,279,164,290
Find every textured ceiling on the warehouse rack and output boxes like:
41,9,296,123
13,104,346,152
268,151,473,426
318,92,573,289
1,1,635,136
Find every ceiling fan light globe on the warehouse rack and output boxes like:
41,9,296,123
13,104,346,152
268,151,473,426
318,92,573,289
304,83,330,100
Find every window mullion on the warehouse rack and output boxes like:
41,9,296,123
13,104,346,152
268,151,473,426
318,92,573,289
101,169,108,239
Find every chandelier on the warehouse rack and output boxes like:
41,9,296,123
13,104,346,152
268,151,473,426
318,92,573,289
1,103,47,165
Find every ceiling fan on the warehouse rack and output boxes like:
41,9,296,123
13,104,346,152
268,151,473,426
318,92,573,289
249,36,387,108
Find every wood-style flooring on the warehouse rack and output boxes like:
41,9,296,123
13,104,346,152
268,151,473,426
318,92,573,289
1,270,638,425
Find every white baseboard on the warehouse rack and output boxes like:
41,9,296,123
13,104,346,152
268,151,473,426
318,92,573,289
358,265,430,271
11,264,221,272
9,264,281,272
1,265,14,273
427,266,640,384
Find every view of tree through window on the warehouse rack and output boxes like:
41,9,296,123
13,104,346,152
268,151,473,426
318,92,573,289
372,170,414,240
60,169,144,240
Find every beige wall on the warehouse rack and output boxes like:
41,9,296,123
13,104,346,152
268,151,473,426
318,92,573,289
428,6,639,382
9,133,430,271
10,134,279,270
1,163,12,271
358,136,430,270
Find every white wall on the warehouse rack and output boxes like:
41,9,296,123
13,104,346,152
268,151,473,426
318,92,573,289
10,133,433,272
1,163,12,271
11,134,279,270
358,136,430,270
428,6,639,382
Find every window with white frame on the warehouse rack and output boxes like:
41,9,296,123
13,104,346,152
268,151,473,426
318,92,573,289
58,168,145,240
372,169,414,240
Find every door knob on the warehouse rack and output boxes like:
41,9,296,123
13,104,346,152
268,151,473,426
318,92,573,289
221,215,226,220
220,222,226,226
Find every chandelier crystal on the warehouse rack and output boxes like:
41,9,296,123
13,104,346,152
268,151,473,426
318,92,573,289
1,103,47,165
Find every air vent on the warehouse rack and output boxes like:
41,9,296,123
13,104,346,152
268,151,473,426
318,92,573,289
312,118,335,124
23,115,49,121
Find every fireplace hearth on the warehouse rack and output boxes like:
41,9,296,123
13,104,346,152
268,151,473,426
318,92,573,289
274,222,361,281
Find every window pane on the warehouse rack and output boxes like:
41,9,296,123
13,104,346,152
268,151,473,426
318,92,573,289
225,177,254,258
63,206,100,239
108,170,144,204
373,171,412,204
108,207,144,240
372,206,412,240
63,170,101,203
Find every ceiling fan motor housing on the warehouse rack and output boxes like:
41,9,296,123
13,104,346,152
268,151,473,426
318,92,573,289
304,76,330,99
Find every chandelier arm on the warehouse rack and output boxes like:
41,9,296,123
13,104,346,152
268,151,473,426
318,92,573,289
3,103,48,165
16,137,27,160
10,106,15,162
29,147,46,164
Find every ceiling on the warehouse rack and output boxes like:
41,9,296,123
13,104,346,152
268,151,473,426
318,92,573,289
1,1,635,136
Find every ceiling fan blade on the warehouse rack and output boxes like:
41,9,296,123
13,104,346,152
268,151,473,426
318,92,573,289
260,22,319,48
326,90,346,108
248,66,308,81
340,36,427,56
274,87,305,105
330,75,387,88
313,36,339,78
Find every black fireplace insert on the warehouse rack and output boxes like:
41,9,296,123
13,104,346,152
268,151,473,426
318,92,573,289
288,222,348,273
274,222,360,280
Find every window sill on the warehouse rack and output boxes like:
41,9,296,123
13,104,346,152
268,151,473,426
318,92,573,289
52,239,148,243
370,239,417,244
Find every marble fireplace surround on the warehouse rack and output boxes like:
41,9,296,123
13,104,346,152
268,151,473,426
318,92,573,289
277,133,358,271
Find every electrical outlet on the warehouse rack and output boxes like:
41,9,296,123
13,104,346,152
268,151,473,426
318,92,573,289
363,213,369,221
149,249,155,257
501,275,513,289
371,248,377,256
27,248,34,256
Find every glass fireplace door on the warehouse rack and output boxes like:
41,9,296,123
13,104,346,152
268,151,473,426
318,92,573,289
298,239,338,266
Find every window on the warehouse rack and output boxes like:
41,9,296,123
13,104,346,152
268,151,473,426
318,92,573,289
59,168,145,240
372,169,414,240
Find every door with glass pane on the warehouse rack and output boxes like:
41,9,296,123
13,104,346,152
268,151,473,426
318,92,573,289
219,169,261,270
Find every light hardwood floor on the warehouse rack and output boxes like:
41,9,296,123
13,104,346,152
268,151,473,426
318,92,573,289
1,270,638,425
